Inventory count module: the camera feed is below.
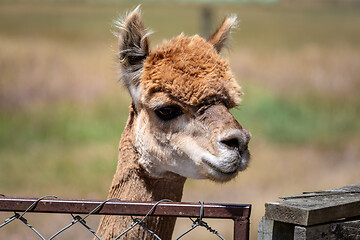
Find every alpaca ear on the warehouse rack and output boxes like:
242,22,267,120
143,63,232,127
116,6,150,103
208,15,237,53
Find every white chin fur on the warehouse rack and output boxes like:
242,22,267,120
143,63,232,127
135,122,248,180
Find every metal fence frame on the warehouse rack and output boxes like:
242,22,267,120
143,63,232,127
0,196,251,240
1,3,252,239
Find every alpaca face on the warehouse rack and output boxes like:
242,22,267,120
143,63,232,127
117,7,251,182
134,93,251,182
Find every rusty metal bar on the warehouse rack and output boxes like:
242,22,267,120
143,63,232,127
0,197,250,219
233,217,250,240
0,197,251,239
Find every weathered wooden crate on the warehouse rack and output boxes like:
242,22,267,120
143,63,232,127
258,184,360,240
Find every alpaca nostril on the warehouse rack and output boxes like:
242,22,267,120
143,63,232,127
220,138,239,149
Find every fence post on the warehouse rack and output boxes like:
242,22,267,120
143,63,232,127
259,184,360,240
233,217,249,240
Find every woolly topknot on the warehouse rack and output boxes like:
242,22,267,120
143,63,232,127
141,35,242,108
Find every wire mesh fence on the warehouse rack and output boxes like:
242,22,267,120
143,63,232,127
0,195,251,240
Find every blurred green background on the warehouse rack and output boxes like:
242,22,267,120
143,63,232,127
0,0,360,239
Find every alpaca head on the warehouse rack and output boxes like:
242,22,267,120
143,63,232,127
116,6,251,182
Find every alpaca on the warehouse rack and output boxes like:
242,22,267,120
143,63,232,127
96,6,251,240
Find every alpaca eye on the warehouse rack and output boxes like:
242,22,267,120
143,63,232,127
155,106,183,121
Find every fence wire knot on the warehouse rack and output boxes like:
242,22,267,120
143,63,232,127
192,218,221,235
176,201,226,240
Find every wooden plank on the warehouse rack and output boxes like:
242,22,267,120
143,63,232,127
265,184,360,226
294,219,360,240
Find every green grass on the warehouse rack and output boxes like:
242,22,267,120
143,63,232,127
0,3,359,239
0,98,130,197
1,1,360,49
232,86,360,147
0,1,359,183
0,99,128,150
225,2,360,50
1,86,359,196
1,0,360,193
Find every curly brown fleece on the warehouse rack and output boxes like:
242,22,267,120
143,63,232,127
142,35,242,108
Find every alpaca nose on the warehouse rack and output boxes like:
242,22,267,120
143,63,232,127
218,129,251,152
220,138,240,149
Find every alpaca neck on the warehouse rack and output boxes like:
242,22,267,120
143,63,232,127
97,108,186,240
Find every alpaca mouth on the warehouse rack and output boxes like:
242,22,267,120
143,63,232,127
201,158,239,177
201,148,250,181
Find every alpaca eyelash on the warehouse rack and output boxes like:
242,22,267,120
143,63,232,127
154,106,183,121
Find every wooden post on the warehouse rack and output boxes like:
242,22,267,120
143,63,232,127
294,220,360,240
259,184,360,240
